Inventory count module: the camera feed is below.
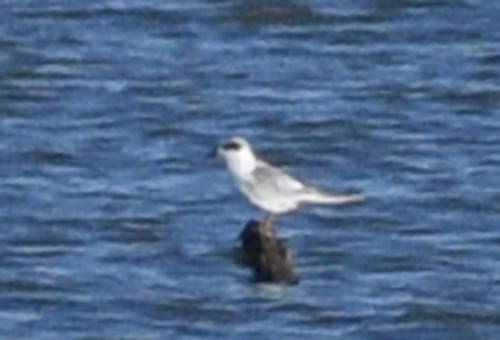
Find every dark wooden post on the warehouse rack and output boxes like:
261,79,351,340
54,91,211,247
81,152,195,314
237,219,298,284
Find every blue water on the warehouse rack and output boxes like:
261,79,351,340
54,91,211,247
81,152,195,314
1,0,499,338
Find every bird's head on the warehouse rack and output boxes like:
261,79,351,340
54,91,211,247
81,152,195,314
217,137,257,177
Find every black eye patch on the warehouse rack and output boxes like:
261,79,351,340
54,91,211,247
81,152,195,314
222,141,241,151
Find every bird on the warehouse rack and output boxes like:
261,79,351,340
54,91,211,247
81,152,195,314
217,137,363,230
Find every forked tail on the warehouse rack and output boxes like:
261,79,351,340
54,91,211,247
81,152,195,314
299,188,364,205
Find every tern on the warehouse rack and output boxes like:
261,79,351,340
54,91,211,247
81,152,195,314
217,137,363,230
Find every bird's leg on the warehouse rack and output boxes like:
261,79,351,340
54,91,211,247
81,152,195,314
261,213,276,236
263,213,272,227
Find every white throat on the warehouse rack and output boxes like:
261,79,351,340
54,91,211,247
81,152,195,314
225,148,257,179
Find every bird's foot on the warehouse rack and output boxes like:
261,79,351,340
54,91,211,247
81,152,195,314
260,214,277,237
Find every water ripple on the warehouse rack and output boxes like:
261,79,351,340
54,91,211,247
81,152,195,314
0,0,499,338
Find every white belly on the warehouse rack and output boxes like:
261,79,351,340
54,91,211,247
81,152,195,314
238,179,299,214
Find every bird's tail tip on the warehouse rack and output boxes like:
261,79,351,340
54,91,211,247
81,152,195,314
303,191,366,205
327,192,365,204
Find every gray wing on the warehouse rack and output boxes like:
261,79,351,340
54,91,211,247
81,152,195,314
252,161,305,194
252,161,364,205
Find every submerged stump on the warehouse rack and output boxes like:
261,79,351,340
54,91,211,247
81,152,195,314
237,219,298,284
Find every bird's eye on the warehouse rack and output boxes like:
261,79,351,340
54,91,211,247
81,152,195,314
222,141,241,151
